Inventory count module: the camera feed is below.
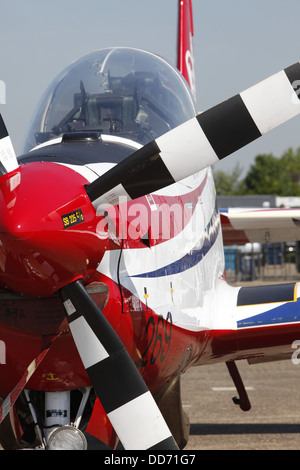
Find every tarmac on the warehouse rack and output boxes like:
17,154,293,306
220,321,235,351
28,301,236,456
181,359,300,450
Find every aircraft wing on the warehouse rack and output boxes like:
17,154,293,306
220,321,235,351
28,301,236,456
220,207,300,245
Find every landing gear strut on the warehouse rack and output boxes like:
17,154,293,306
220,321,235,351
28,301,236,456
226,361,251,411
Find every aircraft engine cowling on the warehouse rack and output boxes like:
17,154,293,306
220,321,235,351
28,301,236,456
0,161,109,297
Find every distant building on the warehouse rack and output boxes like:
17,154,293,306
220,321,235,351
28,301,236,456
217,195,300,280
217,195,300,209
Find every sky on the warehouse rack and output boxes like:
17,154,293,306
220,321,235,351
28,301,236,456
1,0,300,177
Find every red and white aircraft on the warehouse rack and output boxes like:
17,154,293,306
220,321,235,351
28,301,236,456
0,0,300,450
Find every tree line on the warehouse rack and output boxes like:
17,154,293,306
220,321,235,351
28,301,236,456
213,147,300,196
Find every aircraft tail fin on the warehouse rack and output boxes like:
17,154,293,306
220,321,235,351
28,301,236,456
177,0,196,100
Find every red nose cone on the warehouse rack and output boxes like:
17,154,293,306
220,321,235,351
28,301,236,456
0,162,107,297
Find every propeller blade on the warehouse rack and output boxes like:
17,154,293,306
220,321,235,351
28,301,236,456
0,115,19,175
60,279,178,450
86,62,300,208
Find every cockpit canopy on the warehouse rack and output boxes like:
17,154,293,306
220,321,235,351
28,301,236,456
24,47,196,152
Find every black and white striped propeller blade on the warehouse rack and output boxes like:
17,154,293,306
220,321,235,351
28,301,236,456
86,62,300,208
60,280,178,450
0,115,19,175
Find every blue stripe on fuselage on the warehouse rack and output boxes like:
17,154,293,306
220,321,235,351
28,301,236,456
132,208,220,278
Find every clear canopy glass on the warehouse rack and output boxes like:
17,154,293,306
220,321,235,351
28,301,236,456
24,47,196,152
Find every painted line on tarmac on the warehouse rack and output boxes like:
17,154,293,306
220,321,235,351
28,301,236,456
212,386,254,391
